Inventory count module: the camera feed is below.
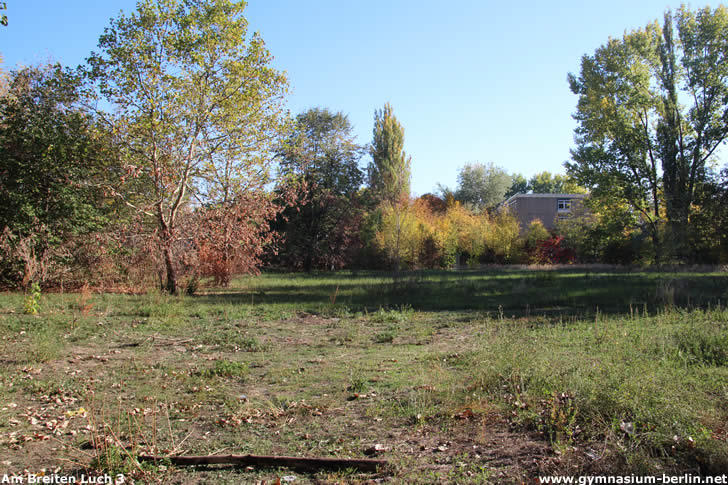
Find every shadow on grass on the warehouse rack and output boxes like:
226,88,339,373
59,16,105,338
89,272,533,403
193,269,728,318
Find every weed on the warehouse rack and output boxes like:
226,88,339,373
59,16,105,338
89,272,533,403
347,370,368,393
77,283,94,315
26,325,63,362
23,282,41,315
238,336,265,352
374,328,397,343
202,360,249,379
370,305,413,324
89,443,139,477
673,322,728,366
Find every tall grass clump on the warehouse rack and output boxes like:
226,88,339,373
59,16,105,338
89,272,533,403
468,307,728,473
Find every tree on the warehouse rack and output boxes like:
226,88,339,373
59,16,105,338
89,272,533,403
528,171,585,194
505,173,528,198
0,64,115,286
368,103,412,272
86,0,288,293
454,162,511,209
276,108,365,271
368,102,411,204
567,6,728,261
1,2,7,27
190,193,281,287
687,168,728,263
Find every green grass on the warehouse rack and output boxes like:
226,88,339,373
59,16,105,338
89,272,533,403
0,269,726,482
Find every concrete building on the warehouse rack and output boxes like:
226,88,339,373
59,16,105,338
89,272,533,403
503,193,587,231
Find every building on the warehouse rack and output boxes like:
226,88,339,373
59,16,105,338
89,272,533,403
502,193,587,231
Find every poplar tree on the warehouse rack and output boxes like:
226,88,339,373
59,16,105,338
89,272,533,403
568,6,728,261
368,103,412,272
369,103,411,204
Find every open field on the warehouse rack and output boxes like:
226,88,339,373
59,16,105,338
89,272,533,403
1,269,727,483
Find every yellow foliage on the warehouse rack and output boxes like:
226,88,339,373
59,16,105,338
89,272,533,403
374,198,525,268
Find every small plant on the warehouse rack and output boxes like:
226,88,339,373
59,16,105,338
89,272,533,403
90,443,139,477
77,283,94,315
23,282,41,315
239,336,265,352
202,360,249,379
370,305,413,324
374,329,396,343
347,371,368,393
542,392,579,444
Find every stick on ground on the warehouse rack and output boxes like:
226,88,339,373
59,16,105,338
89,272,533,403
137,453,388,473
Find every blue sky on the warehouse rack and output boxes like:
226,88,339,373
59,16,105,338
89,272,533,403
0,0,697,196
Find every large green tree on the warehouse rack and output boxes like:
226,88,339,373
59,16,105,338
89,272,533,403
505,173,528,198
0,64,114,286
454,162,511,210
87,0,288,293
368,102,411,204
568,6,728,261
276,108,365,271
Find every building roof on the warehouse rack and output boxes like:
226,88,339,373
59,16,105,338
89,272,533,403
503,192,588,206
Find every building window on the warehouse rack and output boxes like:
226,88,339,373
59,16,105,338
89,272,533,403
557,199,571,212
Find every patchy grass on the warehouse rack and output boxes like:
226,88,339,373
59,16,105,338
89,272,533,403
0,269,727,482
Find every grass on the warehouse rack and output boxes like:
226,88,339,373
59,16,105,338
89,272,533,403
0,268,727,482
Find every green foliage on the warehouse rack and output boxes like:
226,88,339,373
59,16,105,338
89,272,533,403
22,282,41,315
567,5,728,262
687,169,728,264
275,108,365,271
555,197,646,264
0,64,116,286
524,220,550,249
454,162,511,210
0,64,112,237
505,173,529,198
202,360,249,379
673,321,728,366
373,329,397,343
0,2,7,26
369,103,412,204
528,171,585,194
90,444,139,477
347,370,368,393
370,305,413,324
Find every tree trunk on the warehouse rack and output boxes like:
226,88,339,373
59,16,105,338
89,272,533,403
651,225,662,265
163,245,178,295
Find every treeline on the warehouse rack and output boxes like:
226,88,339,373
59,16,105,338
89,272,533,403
2,1,728,293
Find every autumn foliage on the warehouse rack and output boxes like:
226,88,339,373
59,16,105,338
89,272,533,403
371,196,524,269
192,193,284,287
534,236,576,264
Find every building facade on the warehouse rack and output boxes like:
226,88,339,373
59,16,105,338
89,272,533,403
503,193,587,231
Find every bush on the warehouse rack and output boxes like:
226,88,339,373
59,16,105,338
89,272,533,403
535,236,575,264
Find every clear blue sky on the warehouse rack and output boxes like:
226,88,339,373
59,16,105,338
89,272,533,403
0,0,698,196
